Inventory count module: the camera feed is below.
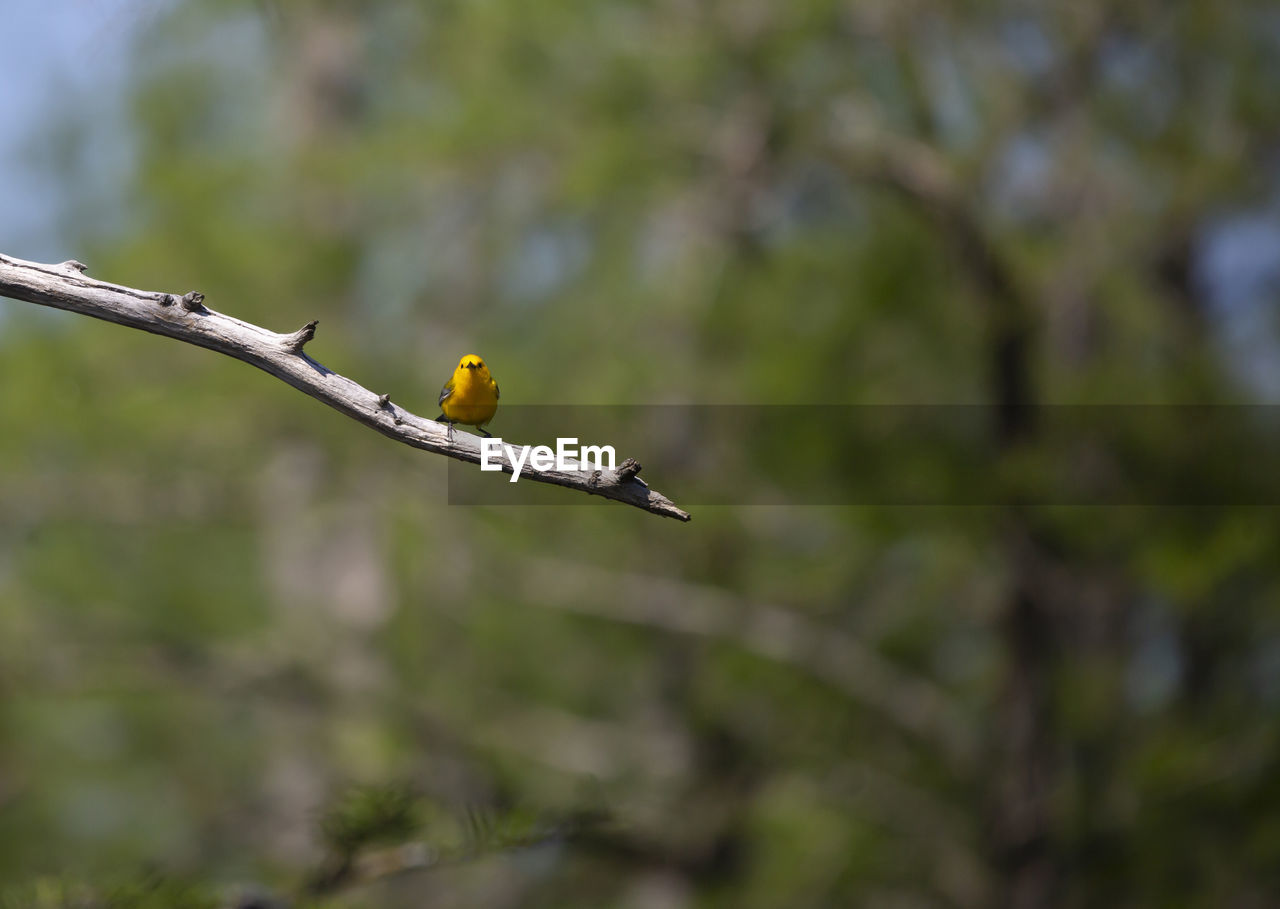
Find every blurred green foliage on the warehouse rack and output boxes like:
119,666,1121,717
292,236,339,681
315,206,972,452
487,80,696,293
320,783,423,859
0,872,220,909
2,1,1280,907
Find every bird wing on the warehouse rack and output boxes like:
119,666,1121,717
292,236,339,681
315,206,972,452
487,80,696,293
494,381,500,400
438,380,454,406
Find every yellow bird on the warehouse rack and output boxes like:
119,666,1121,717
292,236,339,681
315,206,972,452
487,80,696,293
436,354,499,440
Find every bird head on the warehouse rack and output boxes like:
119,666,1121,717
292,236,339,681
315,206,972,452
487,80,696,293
458,354,490,377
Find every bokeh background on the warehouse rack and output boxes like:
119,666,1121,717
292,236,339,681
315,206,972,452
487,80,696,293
3,1,1280,907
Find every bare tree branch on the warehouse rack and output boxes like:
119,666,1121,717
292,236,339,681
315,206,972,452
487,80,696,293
0,253,690,522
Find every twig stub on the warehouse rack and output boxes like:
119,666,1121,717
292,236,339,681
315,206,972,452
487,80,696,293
286,319,319,352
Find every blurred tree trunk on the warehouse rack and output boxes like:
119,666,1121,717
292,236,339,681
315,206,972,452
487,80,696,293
986,262,1059,908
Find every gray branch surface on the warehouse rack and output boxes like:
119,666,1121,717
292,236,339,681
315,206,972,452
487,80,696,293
0,253,691,522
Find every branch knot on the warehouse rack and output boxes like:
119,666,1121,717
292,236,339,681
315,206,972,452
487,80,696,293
179,291,206,312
